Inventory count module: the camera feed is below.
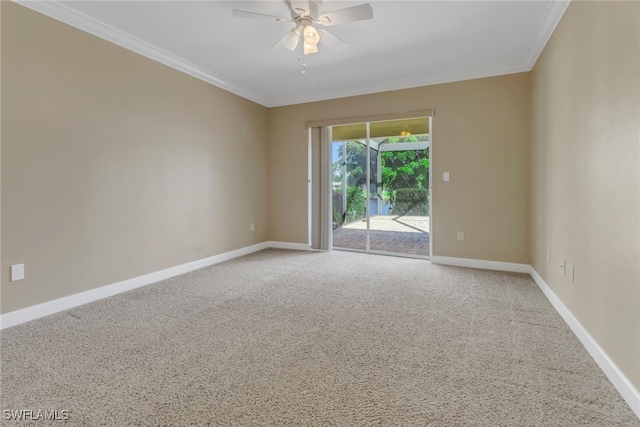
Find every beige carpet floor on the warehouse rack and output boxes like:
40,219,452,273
1,249,637,426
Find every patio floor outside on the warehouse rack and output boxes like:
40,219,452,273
332,215,430,256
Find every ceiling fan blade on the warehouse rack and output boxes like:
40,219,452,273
232,9,290,23
318,3,373,26
318,30,348,52
271,28,301,51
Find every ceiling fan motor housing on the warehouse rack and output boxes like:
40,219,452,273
232,0,372,55
288,0,322,20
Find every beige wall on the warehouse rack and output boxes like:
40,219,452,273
531,1,640,390
2,0,638,400
1,2,269,313
268,73,531,263
0,2,3,313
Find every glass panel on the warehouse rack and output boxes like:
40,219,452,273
331,123,367,250
330,118,430,257
369,118,430,256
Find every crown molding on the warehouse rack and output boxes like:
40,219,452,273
523,0,571,70
13,0,570,108
269,62,531,107
267,0,571,107
13,0,272,107
270,0,571,107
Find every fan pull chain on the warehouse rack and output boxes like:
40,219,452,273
298,57,307,74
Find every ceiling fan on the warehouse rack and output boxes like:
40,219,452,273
232,0,373,55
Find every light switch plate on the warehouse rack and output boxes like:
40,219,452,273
443,172,450,182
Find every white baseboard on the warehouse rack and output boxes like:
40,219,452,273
1,241,277,330
431,255,639,419
430,255,530,273
0,241,313,330
528,267,640,419
2,245,638,421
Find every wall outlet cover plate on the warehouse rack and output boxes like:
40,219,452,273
11,264,25,281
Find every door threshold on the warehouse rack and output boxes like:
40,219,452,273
332,247,430,261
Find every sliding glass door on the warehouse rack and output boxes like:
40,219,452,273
331,117,431,258
331,124,367,250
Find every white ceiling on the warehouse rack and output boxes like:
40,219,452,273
18,0,569,107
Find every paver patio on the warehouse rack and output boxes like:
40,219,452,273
332,215,430,256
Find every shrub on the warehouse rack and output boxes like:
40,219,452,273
391,188,429,216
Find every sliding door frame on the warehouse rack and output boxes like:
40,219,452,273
429,115,433,258
308,111,434,258
365,122,371,252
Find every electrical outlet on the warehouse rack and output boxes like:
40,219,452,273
560,259,566,276
11,264,25,281
547,249,551,263
457,231,464,241
250,223,255,232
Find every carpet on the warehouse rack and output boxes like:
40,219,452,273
1,249,637,426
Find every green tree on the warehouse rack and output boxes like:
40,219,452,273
380,136,430,215
333,136,430,224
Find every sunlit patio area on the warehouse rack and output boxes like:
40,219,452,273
332,215,430,256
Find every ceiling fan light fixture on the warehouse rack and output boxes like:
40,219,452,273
233,1,374,57
303,41,318,55
303,24,320,47
273,26,302,51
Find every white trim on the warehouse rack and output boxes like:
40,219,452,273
11,1,569,108
429,256,640,418
307,128,313,247
428,117,433,258
273,1,571,107
321,127,333,251
523,1,571,70
528,267,640,419
0,241,312,330
274,63,531,108
430,255,530,273
3,238,637,421
12,0,270,107
365,123,371,251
